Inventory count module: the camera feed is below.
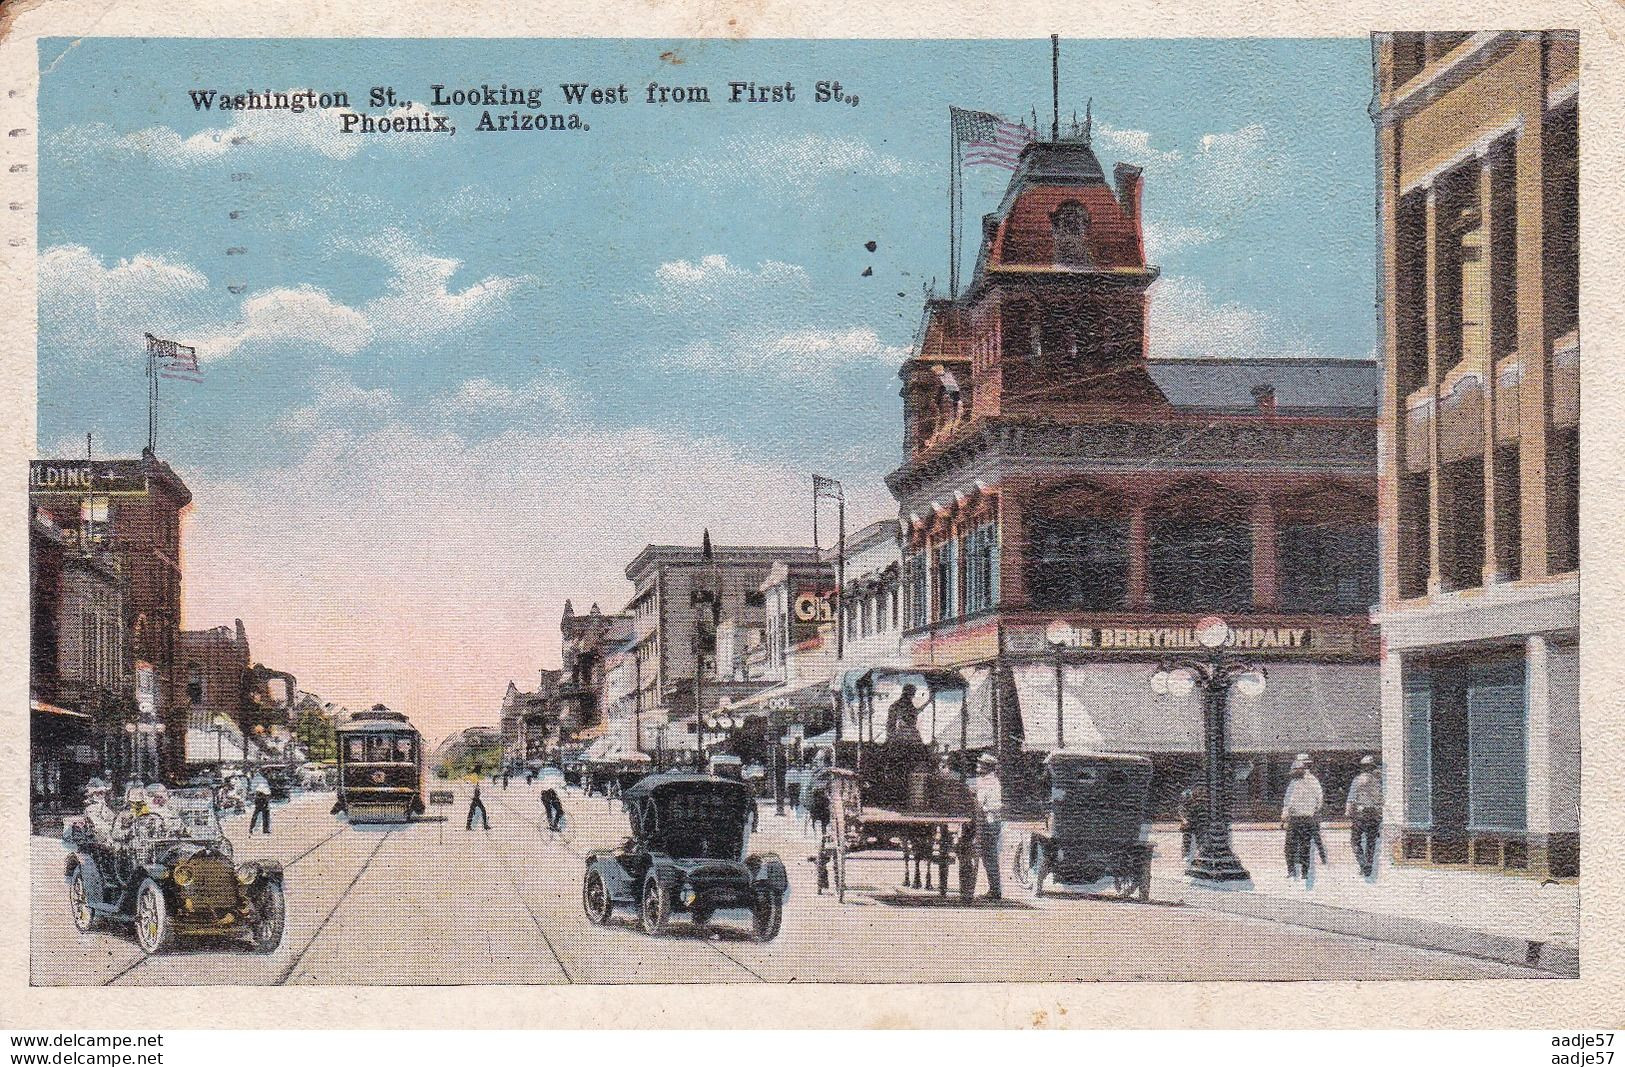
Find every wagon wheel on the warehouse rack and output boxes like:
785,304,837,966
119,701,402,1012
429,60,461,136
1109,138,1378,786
1011,833,1034,889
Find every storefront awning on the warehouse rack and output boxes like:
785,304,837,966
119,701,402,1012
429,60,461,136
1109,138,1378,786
1008,662,1379,754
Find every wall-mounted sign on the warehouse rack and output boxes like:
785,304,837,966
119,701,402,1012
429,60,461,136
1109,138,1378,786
29,461,149,496
1006,623,1330,656
790,583,835,643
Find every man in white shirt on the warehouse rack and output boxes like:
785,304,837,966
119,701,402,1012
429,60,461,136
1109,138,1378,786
1281,755,1323,879
968,752,1004,901
1345,754,1384,877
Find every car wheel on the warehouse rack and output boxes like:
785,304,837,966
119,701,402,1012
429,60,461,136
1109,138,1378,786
250,882,285,953
582,870,613,926
68,867,98,932
133,878,172,955
750,891,783,943
640,874,671,936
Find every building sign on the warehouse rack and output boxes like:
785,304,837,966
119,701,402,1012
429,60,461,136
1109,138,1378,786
789,583,834,643
1005,623,1329,656
29,460,149,496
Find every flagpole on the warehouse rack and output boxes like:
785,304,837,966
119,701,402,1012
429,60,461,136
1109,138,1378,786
1051,34,1060,142
144,334,157,455
948,109,958,299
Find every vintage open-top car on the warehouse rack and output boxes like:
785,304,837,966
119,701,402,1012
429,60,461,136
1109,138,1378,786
63,788,286,955
582,772,788,941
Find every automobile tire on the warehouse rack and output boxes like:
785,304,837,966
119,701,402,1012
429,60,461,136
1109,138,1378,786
68,867,98,932
133,878,173,955
583,870,613,926
640,874,671,936
750,891,783,943
250,882,286,953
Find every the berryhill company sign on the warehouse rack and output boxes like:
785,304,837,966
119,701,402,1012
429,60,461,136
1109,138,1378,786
28,460,149,496
1004,623,1334,656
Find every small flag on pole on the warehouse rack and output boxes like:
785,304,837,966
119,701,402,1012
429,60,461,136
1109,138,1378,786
812,474,844,501
951,107,1033,171
146,333,202,382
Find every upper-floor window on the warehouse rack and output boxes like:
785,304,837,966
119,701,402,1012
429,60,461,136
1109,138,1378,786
1052,201,1091,267
187,662,204,707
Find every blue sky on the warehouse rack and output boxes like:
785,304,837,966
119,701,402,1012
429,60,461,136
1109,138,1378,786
37,37,1377,737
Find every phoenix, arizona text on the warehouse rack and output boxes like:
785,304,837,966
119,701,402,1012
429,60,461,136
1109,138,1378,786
185,79,862,138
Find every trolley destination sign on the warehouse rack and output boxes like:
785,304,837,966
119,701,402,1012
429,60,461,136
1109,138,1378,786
28,460,149,496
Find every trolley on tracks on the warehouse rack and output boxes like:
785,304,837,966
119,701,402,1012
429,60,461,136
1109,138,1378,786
334,704,425,822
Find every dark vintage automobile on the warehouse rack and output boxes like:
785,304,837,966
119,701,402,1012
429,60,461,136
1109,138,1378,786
1014,752,1155,901
581,772,788,941
63,789,286,955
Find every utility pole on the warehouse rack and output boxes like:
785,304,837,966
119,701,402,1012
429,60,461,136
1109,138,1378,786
1051,34,1060,142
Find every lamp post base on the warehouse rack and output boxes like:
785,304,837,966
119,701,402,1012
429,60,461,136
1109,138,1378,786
1186,848,1251,882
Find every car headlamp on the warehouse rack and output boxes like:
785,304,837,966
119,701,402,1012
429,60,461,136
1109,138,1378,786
172,864,193,887
680,887,696,906
235,862,260,885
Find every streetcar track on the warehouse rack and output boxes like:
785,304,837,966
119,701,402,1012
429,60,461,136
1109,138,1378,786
100,821,355,986
273,828,393,985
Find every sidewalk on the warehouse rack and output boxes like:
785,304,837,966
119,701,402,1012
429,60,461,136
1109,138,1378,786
1149,827,1579,975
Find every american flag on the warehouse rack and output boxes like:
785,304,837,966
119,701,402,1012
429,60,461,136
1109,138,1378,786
146,333,202,382
812,474,844,501
952,107,1033,171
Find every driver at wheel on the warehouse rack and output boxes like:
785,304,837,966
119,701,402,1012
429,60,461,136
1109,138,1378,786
82,778,115,842
112,786,149,843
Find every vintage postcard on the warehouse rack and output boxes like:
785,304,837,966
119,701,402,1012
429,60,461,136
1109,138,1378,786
1,0,1619,1034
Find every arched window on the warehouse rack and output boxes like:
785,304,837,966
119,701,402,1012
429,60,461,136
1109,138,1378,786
1025,482,1128,610
1052,201,1091,267
1148,482,1253,611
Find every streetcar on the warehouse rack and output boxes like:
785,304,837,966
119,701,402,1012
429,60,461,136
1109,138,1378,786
334,704,425,822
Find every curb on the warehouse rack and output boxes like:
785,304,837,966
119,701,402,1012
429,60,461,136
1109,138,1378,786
1168,884,1579,976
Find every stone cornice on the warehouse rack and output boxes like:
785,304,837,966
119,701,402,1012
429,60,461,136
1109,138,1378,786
885,417,1377,501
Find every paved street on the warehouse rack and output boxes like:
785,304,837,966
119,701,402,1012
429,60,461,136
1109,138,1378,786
32,783,1544,985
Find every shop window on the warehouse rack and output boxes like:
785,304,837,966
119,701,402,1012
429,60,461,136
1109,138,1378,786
1394,189,1428,397
1027,516,1127,610
1051,201,1091,267
1149,518,1252,612
1278,523,1378,613
1493,445,1522,580
1402,674,1433,828
1545,101,1579,338
1547,427,1579,574
1398,470,1431,598
1439,456,1485,591
930,539,957,622
1467,658,1527,832
961,522,999,615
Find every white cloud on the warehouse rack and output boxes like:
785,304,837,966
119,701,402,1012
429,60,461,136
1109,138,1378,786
1150,276,1351,360
187,234,526,362
50,100,449,167
665,326,907,380
628,254,810,315
1094,121,1281,215
652,132,925,196
38,244,218,361
1142,221,1219,259
436,375,579,417
180,423,892,743
276,371,398,435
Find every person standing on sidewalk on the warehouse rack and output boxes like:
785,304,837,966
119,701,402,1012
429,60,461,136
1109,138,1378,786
1345,755,1384,877
249,774,273,835
466,780,490,831
968,751,1004,902
1281,756,1323,879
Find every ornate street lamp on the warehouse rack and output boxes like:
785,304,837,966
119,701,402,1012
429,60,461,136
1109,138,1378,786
1150,616,1267,883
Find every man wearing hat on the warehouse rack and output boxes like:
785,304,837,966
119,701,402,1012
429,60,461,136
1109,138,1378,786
968,751,1004,901
1345,755,1384,877
1280,755,1323,879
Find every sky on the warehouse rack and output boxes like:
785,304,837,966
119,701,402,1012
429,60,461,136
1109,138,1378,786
37,37,1377,743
